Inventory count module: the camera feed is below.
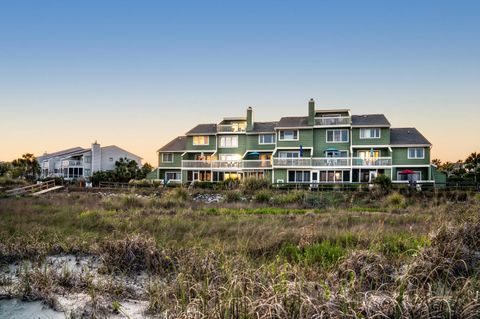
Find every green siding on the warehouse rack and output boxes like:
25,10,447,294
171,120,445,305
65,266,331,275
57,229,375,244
353,148,390,157
273,169,288,183
351,127,390,145
312,128,350,157
217,134,247,155
392,147,430,165
246,134,276,151
277,129,313,148
433,166,447,187
158,152,182,168
392,167,429,181
186,135,216,151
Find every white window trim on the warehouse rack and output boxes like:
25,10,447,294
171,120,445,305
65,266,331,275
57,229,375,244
397,171,422,181
287,170,311,183
278,130,299,141
162,153,174,163
407,148,425,159
193,136,209,146
219,135,239,148
326,129,349,143
359,128,381,139
165,171,181,181
258,134,276,145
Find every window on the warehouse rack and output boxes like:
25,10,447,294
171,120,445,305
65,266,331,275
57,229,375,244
258,134,276,144
84,156,91,163
109,157,114,162
397,171,422,181
288,170,311,183
162,153,174,163
408,148,425,159
219,154,241,161
219,135,238,148
326,129,349,143
193,136,209,145
278,130,298,141
360,128,381,139
165,172,181,181
278,151,299,158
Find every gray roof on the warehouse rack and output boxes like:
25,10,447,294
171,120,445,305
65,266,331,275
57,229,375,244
351,114,390,127
251,121,278,132
186,124,217,135
277,116,310,128
390,128,431,145
157,136,187,152
37,147,87,161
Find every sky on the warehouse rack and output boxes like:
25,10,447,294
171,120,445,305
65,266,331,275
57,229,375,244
0,0,479,165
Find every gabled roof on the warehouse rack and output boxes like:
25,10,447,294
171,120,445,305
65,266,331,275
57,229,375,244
390,128,431,145
251,121,278,133
38,147,87,161
100,145,143,160
157,136,187,152
186,124,217,135
277,116,310,128
351,114,390,127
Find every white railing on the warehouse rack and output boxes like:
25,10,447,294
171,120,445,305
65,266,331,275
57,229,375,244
273,158,312,167
351,157,392,166
181,160,272,169
217,124,247,133
314,116,351,126
61,160,83,167
182,160,212,168
312,157,351,166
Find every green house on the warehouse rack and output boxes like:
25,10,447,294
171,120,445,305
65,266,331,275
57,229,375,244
152,100,445,187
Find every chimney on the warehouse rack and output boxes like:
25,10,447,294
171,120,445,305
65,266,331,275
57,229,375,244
91,141,101,173
308,98,315,125
246,106,253,131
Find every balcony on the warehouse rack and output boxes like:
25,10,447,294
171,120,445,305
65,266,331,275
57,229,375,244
314,116,351,126
273,158,312,167
352,157,392,166
312,157,351,167
217,123,247,133
61,160,83,167
181,160,272,169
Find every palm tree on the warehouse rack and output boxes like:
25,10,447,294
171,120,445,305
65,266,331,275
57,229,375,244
432,158,442,167
465,152,480,184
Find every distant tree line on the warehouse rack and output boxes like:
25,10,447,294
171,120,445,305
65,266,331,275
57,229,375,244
0,153,40,181
433,152,480,184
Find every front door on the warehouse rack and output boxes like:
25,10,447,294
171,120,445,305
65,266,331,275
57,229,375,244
193,171,199,181
311,170,319,188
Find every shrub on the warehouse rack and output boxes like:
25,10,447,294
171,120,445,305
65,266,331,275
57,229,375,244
373,175,392,193
279,241,346,268
193,181,215,189
241,177,271,193
157,188,189,208
254,189,273,203
385,192,406,208
271,190,305,205
224,190,242,202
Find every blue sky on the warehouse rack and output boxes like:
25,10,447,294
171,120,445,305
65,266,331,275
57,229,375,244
1,0,479,164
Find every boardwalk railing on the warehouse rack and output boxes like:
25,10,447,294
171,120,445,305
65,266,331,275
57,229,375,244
5,180,56,196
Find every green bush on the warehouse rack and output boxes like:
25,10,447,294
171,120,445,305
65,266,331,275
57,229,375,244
224,190,242,202
385,192,406,208
241,177,271,193
279,241,346,268
254,189,273,203
271,190,305,205
373,174,392,193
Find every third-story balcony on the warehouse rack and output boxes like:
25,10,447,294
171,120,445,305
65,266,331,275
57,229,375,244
61,160,83,167
314,116,351,126
217,123,247,133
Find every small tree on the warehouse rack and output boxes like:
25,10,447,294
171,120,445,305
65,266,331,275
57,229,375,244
374,174,392,193
465,152,480,184
0,162,12,177
11,153,40,181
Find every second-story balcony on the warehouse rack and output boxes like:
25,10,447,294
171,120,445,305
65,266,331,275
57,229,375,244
272,157,392,167
181,160,272,169
217,123,247,133
352,157,392,166
314,116,351,126
273,158,312,167
61,160,83,167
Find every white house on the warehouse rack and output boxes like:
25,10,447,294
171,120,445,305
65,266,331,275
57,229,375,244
38,142,142,180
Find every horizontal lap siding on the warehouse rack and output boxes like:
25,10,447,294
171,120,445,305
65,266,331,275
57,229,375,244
186,136,216,151
158,153,182,168
392,147,430,165
246,134,276,151
217,134,246,155
313,129,351,157
351,128,390,145
277,129,313,148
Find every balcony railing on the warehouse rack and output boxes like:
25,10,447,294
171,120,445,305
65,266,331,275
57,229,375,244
182,160,212,168
273,158,312,167
312,157,351,166
217,124,247,133
352,157,392,166
314,116,351,126
181,160,272,169
61,160,83,167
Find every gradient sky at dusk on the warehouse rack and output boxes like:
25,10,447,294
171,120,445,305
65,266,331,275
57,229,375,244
1,0,479,165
